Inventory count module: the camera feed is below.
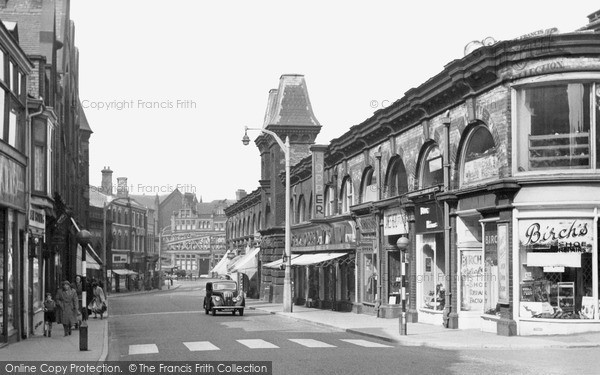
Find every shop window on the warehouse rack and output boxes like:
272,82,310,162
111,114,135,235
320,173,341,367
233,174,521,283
341,178,354,214
420,233,445,311
516,82,600,171
461,125,498,186
385,156,408,198
460,249,484,311
388,251,401,304
518,218,597,319
419,144,443,188
360,167,377,203
363,252,377,304
483,222,499,315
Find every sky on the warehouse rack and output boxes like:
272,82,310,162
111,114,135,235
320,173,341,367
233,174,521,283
70,1,598,201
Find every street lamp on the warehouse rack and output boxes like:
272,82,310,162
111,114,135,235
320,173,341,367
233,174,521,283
242,126,293,313
396,235,409,336
102,196,132,295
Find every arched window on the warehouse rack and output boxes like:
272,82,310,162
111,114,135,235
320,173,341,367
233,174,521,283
360,167,377,203
297,195,306,223
461,125,498,186
341,177,354,214
385,156,408,198
252,214,256,234
325,186,335,216
419,144,443,188
308,193,313,220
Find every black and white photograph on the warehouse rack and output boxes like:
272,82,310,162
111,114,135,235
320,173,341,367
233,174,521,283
1,1,600,374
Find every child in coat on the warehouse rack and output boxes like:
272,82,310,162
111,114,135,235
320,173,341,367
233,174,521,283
43,293,56,337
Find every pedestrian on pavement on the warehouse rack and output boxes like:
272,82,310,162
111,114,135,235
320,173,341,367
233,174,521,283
43,293,56,337
55,280,78,336
90,281,107,319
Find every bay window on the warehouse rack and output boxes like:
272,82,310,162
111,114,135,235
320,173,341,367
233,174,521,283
516,81,600,171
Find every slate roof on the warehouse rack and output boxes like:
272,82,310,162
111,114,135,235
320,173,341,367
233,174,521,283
266,74,320,127
79,101,92,132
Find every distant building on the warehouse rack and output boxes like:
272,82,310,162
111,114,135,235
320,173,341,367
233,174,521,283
89,168,156,292
159,190,233,276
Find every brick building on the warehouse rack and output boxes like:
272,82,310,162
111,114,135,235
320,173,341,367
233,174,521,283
0,0,93,344
228,11,600,336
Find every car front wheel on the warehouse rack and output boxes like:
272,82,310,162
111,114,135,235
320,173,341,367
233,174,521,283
211,308,216,316
239,309,244,316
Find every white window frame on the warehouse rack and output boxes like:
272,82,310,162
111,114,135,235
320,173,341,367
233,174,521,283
511,72,600,176
342,178,354,214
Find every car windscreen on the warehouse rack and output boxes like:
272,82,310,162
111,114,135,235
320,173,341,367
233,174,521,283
213,282,237,290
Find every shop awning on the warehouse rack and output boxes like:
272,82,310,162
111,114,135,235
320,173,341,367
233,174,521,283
112,269,138,276
86,253,101,270
228,247,260,274
263,253,347,268
292,253,347,266
263,255,301,269
514,185,600,207
526,252,581,268
211,252,232,275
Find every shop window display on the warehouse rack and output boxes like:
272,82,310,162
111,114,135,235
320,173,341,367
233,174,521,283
518,218,597,319
363,253,377,304
420,233,445,311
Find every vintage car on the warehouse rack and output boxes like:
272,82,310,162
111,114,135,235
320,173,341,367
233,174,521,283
203,281,245,316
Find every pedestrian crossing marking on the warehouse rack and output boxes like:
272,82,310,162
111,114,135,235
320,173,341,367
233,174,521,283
183,341,220,351
288,339,336,348
129,344,159,355
237,339,279,349
340,339,393,348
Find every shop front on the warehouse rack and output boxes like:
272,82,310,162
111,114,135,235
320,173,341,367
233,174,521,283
378,206,409,319
514,185,600,335
28,205,46,336
414,200,446,326
1,154,27,344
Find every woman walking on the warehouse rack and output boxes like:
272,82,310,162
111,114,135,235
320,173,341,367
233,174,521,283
55,280,78,336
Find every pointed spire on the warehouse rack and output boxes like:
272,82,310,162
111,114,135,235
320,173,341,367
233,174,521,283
262,89,278,128
266,74,320,127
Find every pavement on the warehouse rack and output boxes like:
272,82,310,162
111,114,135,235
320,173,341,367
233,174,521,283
245,299,600,349
4,279,600,362
0,281,184,362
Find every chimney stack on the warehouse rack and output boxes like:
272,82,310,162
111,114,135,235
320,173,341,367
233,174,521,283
101,166,113,195
235,189,247,201
116,177,129,197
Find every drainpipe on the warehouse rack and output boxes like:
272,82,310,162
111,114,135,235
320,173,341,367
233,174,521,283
374,150,382,317
441,111,456,329
24,101,45,339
